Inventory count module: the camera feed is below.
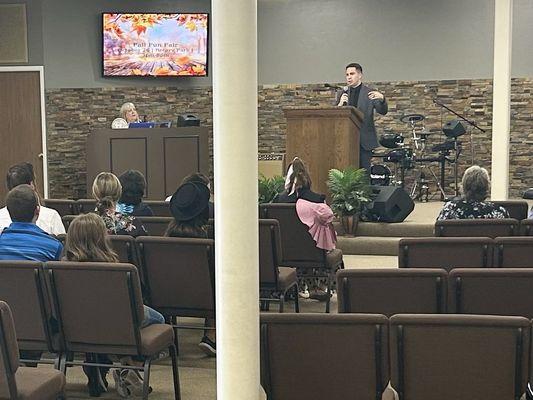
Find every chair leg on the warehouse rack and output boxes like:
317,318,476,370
59,352,68,374
278,293,285,313
294,284,300,313
142,357,152,400
167,315,180,356
53,353,61,370
325,273,332,313
169,344,181,400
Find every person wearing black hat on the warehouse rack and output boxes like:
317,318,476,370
165,182,215,356
165,181,211,238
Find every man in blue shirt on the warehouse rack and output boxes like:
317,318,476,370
0,184,62,261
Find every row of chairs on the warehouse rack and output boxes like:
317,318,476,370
0,261,180,400
61,215,174,236
434,217,533,237
72,217,334,314
399,236,533,270
337,267,533,319
261,313,531,400
43,198,171,217
102,221,298,315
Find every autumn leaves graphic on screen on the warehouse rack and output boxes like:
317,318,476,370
103,13,208,77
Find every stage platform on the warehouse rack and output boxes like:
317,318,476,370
339,199,532,269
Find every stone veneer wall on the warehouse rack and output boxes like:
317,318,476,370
46,78,533,199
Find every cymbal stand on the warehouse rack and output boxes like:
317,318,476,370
410,133,447,202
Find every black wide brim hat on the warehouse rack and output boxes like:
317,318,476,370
169,182,210,221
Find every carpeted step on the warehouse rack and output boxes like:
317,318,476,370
334,221,434,237
337,236,402,256
343,254,398,269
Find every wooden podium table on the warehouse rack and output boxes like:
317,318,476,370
284,106,362,196
86,127,209,199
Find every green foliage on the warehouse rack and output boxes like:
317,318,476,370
327,167,372,216
258,174,285,204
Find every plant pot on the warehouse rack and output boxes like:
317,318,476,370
341,214,359,236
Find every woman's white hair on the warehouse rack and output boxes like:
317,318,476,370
461,165,490,201
120,102,136,119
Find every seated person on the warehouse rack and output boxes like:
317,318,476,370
272,157,337,301
165,172,214,219
116,170,154,216
92,172,147,237
165,182,216,356
0,184,62,261
0,162,65,235
273,157,326,204
63,213,164,397
437,165,509,220
120,102,142,124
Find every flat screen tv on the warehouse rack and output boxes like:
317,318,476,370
102,13,208,77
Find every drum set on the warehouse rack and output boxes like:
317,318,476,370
370,113,464,201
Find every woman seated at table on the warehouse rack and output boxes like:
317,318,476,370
437,165,509,220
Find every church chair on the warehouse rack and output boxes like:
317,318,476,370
143,200,172,217
491,200,529,220
337,268,447,315
435,218,519,238
42,199,79,217
44,261,180,400
493,236,533,268
135,216,174,236
0,261,61,368
260,313,389,400
259,219,299,313
0,301,66,400
399,237,493,271
390,314,530,400
60,215,76,231
448,268,533,319
77,199,97,214
260,203,344,313
136,237,215,352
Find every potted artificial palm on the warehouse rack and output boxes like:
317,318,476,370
327,167,371,235
258,174,285,204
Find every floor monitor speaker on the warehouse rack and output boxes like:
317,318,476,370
368,185,414,223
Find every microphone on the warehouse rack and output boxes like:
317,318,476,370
341,86,349,106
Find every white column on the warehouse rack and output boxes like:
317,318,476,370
490,0,513,200
212,0,259,399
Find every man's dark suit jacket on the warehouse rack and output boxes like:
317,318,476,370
335,84,388,150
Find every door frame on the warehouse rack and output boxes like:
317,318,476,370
0,66,48,197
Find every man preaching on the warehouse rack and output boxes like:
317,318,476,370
335,63,388,170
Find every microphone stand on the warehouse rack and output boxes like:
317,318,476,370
432,98,486,133
432,98,485,197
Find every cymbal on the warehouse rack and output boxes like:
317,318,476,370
400,113,425,124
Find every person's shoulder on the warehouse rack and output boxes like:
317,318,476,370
273,192,296,203
299,188,326,203
133,202,154,216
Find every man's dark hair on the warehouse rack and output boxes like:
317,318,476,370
6,184,38,222
118,169,146,205
345,63,363,73
6,163,34,190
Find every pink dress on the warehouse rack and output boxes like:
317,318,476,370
295,199,337,251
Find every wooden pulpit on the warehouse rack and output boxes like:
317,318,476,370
86,127,209,199
283,106,363,196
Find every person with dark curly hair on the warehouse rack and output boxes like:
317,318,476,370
116,170,153,216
